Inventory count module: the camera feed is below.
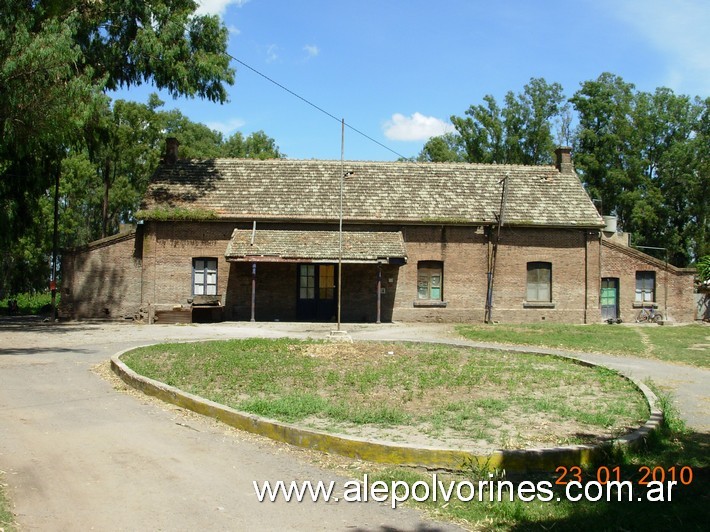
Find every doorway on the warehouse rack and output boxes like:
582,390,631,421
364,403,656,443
601,278,619,321
297,264,337,321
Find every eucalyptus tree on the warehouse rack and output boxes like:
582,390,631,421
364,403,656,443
417,133,464,163
571,73,706,265
449,77,567,165
1,0,235,293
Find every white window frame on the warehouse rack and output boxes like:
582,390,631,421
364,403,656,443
193,258,218,296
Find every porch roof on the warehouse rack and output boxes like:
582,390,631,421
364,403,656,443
225,229,407,264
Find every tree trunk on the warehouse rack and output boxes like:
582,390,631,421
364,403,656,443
102,157,110,239
51,161,60,322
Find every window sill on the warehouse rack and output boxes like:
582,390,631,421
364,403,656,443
523,301,556,309
633,302,658,309
413,300,448,308
190,295,222,306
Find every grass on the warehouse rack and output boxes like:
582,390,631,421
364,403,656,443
0,291,56,316
456,323,710,368
122,339,649,449
359,390,709,531
120,335,707,530
0,474,16,532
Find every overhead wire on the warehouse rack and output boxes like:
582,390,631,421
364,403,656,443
226,53,415,162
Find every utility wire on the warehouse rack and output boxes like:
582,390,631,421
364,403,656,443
227,53,414,161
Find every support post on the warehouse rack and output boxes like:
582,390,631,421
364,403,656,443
376,264,382,324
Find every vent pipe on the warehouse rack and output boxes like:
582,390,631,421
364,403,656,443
602,215,618,233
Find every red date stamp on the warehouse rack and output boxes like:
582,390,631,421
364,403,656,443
554,465,694,486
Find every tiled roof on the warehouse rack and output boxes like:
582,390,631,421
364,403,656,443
142,159,604,227
225,229,407,263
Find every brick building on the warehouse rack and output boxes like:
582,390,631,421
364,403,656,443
61,145,697,324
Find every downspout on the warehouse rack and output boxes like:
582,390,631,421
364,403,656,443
485,174,509,323
664,253,668,319
598,231,603,320
584,231,588,324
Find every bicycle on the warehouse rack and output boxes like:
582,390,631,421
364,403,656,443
636,306,663,323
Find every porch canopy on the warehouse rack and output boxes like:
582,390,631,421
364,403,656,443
225,229,407,264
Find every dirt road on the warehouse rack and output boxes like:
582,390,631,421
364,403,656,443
0,319,461,531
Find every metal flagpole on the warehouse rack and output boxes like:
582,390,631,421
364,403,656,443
337,118,344,331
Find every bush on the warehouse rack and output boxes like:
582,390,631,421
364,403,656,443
0,292,58,315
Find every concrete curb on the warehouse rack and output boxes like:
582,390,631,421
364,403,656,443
110,343,663,473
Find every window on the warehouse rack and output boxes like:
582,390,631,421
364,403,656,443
319,265,335,299
417,261,443,301
193,258,217,296
299,265,315,299
635,271,655,303
526,262,551,302
299,264,336,301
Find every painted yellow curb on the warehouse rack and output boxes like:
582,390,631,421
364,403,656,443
110,344,662,473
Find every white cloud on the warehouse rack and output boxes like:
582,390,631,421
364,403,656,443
205,117,246,135
266,44,279,63
303,45,319,58
606,0,710,94
383,113,452,141
195,0,249,17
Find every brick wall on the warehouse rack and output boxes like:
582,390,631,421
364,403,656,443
60,231,142,319
66,221,611,324
601,240,696,322
393,226,489,322
392,226,601,324
141,221,235,312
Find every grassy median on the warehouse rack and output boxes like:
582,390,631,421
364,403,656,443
122,339,648,450
120,336,707,530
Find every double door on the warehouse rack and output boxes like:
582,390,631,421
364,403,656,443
297,264,337,321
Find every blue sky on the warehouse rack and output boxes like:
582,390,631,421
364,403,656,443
113,0,710,161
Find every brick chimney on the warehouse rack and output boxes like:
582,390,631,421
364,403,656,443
555,146,573,174
165,137,180,164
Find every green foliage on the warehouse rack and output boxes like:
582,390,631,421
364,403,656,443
0,291,55,315
134,206,218,221
449,77,567,165
424,74,708,266
0,472,16,532
364,388,706,530
571,74,707,265
0,0,237,293
697,255,710,282
417,133,464,162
